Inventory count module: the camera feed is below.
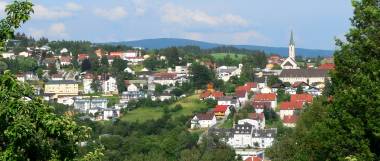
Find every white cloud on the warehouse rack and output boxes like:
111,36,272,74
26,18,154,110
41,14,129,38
33,4,72,19
0,1,8,17
161,3,248,27
94,6,127,21
65,2,82,11
28,23,68,39
49,23,67,37
232,30,270,44
133,0,147,16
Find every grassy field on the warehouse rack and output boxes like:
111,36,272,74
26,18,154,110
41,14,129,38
121,107,163,122
219,117,234,129
121,94,209,123
211,53,246,60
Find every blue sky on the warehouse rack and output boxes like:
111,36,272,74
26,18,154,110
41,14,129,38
1,0,353,49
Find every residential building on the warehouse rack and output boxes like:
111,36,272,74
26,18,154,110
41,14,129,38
60,56,71,66
235,90,249,107
83,73,94,94
190,112,217,129
102,76,118,94
217,96,240,108
279,101,303,119
213,105,231,119
1,52,15,59
120,91,145,103
283,115,298,128
216,64,243,81
237,113,265,129
152,72,177,86
44,80,78,98
253,93,277,110
244,156,263,161
74,98,108,113
212,124,276,149
200,91,224,100
290,93,313,104
252,102,271,113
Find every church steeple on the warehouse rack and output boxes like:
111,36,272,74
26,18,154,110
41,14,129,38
289,30,295,46
288,31,295,59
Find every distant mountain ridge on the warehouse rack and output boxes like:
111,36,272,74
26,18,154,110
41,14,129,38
106,38,334,57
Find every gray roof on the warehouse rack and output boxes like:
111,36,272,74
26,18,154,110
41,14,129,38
45,80,77,85
280,69,329,78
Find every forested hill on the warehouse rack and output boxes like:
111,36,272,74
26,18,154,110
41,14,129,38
106,38,334,57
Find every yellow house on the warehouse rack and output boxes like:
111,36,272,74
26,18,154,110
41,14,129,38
44,80,79,98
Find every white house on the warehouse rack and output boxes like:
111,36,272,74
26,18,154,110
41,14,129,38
212,124,276,149
1,52,15,59
19,51,30,57
152,72,177,86
235,90,249,107
74,98,108,113
279,101,303,119
217,64,243,81
191,112,217,129
217,96,240,108
57,96,75,106
237,113,265,129
127,83,139,92
102,77,118,94
83,73,94,94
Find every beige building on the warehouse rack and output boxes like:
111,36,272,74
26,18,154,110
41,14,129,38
279,69,330,84
44,80,79,98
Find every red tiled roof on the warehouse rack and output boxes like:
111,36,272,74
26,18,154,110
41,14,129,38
283,115,298,123
291,94,313,103
254,93,276,101
110,51,123,56
211,91,224,99
248,113,265,121
319,63,335,70
153,72,177,79
78,54,88,60
235,90,247,98
200,91,212,99
279,101,303,110
291,81,309,88
195,112,215,120
214,105,229,113
236,85,250,92
245,156,263,161
245,82,257,89
60,56,71,62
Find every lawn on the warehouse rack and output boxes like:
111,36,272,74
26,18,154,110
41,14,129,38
121,107,163,122
170,94,208,117
219,117,234,129
211,53,246,61
120,94,209,123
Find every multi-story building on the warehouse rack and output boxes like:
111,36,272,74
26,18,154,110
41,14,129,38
74,98,108,113
44,80,78,98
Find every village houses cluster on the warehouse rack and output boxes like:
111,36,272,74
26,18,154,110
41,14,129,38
4,32,334,160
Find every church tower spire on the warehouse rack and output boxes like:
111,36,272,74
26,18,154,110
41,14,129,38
289,31,295,59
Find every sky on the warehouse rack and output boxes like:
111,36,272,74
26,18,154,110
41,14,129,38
0,0,353,49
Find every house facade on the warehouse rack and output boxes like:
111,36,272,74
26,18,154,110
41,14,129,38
44,80,79,98
191,112,217,129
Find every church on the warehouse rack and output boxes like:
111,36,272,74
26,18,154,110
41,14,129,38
281,31,299,69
